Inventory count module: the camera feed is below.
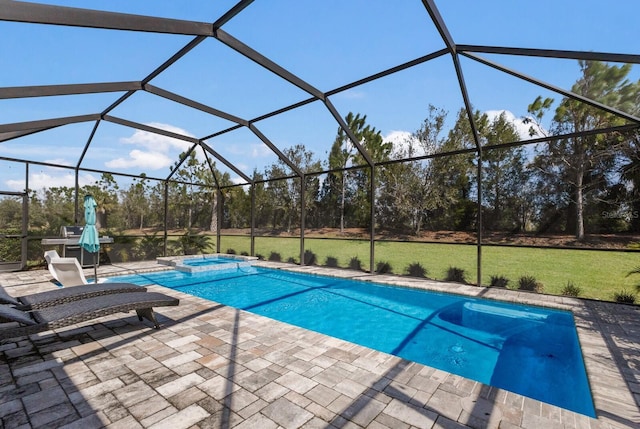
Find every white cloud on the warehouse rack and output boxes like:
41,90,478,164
250,143,274,158
384,130,426,157
235,162,250,172
44,158,73,167
231,176,249,185
106,149,173,170
4,179,25,191
484,110,538,140
385,130,413,145
5,171,98,192
109,122,197,170
120,122,194,152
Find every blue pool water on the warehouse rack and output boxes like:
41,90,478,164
108,267,595,416
182,256,244,266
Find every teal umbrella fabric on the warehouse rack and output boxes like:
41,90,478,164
78,195,99,281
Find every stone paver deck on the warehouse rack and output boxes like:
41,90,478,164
0,260,638,428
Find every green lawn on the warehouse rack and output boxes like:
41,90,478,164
218,235,640,302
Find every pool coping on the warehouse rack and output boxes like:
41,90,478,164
0,260,638,428
254,261,640,427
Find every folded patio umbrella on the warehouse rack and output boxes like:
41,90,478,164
78,194,100,282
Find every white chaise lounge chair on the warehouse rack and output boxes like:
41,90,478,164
45,251,92,286
44,250,63,282
44,250,59,265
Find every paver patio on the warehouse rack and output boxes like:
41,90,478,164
0,260,638,428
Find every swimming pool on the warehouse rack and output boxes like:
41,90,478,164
107,266,595,417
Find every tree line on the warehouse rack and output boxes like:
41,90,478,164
0,60,639,242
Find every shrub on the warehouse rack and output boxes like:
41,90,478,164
625,266,640,292
286,256,296,264
325,256,339,268
268,251,282,262
176,230,209,255
304,250,317,265
445,266,467,284
407,262,427,278
518,275,544,293
518,275,537,291
255,253,264,260
489,275,509,288
349,257,362,271
376,261,392,274
111,235,139,262
136,232,163,260
226,248,236,254
613,290,636,304
0,229,20,262
240,251,249,256
561,281,582,297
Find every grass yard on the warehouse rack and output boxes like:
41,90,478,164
219,235,639,302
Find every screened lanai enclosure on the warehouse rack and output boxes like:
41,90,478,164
1,1,640,301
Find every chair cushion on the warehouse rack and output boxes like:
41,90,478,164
0,287,20,306
0,305,36,325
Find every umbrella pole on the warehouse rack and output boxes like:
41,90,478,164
93,252,98,283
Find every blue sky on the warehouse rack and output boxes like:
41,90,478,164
1,0,639,191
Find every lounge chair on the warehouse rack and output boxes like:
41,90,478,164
44,249,62,281
0,291,179,340
0,282,146,310
44,249,59,264
47,257,91,286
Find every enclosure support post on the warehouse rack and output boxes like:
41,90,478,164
476,148,483,286
300,175,306,265
250,183,255,256
21,163,29,270
369,165,376,274
216,188,222,253
163,181,168,257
